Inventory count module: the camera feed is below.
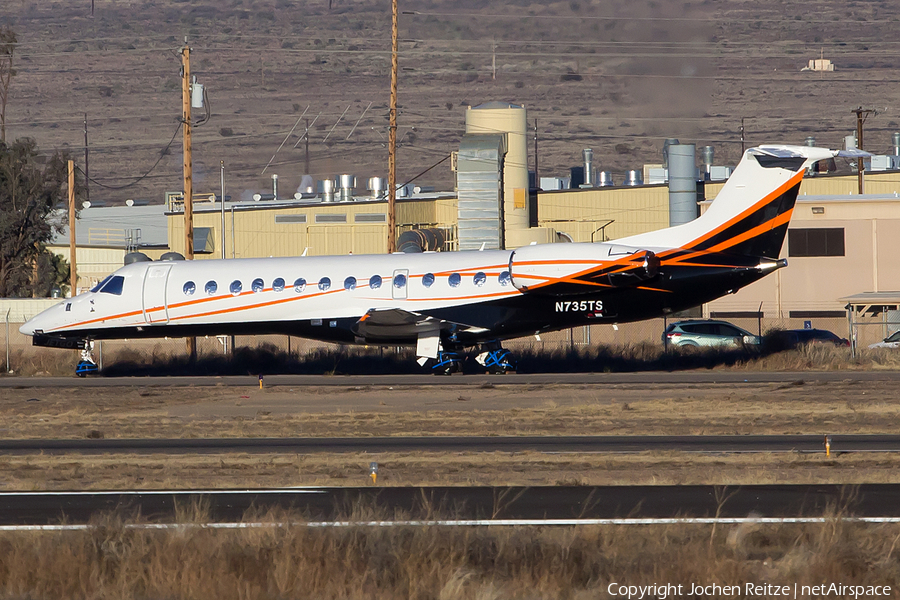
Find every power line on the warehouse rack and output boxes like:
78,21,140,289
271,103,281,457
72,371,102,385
79,121,182,190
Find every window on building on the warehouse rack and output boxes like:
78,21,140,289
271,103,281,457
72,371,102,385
473,272,487,287
183,281,196,296
230,280,242,295
251,278,264,293
448,273,461,288
319,277,331,291
294,278,307,293
370,275,382,289
205,281,218,295
422,273,435,287
273,278,285,292
788,228,845,257
344,276,357,290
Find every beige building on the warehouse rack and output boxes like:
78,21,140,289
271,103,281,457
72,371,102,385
707,192,900,320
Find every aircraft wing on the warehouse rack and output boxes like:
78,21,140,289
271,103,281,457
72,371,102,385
352,307,488,358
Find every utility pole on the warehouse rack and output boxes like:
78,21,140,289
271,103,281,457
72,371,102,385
68,159,77,297
83,114,90,206
181,40,196,360
181,41,194,260
740,118,745,153
387,0,399,253
533,119,539,183
852,106,875,194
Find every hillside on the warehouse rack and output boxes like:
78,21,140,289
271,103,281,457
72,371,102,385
3,0,900,204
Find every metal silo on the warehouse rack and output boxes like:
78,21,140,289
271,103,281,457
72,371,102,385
464,102,529,247
668,144,697,227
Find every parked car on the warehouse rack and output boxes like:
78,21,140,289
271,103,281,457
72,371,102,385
869,330,900,349
663,320,761,348
769,328,850,348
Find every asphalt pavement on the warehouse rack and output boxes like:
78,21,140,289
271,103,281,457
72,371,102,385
0,434,892,455
1,370,900,388
0,484,896,525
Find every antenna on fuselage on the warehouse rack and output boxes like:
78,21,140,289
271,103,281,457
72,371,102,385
301,247,309,257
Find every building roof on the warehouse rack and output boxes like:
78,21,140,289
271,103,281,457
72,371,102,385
840,292,900,306
797,194,900,202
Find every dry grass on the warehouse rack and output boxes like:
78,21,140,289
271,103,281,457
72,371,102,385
4,451,900,491
8,340,900,378
0,379,898,439
0,509,897,598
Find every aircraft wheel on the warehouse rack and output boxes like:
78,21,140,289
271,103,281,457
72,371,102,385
428,351,462,375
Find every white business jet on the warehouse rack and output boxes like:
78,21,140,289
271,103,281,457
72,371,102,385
20,145,862,375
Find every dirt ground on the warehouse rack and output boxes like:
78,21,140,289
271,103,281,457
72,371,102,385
0,379,898,490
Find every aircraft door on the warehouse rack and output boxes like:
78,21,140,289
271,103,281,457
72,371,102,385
391,269,408,300
142,264,172,324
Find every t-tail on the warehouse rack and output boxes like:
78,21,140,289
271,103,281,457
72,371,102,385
616,145,868,260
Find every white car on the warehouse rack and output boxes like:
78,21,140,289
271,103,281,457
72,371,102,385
869,330,900,349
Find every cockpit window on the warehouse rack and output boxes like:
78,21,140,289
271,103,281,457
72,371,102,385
98,275,125,295
91,275,112,293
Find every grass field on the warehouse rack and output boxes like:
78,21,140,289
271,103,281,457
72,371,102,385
1,508,898,598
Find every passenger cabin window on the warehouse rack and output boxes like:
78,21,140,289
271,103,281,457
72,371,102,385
788,228,845,257
473,272,487,287
273,278,285,292
230,280,242,296
344,276,357,290
205,281,218,295
422,273,435,288
98,275,125,295
294,278,307,293
448,273,461,288
318,277,331,291
370,275,382,289
183,281,196,296
393,273,407,288
499,271,511,286
251,278,264,293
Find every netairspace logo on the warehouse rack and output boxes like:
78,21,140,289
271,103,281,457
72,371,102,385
606,582,892,599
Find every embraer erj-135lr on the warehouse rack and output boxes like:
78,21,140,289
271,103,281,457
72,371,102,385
21,145,863,375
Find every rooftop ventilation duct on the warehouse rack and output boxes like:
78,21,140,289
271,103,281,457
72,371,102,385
338,174,356,202
598,171,614,187
625,170,643,186
367,176,386,198
582,148,594,187
318,179,336,202
893,132,900,156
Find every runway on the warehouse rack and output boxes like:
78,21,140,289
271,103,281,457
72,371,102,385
2,370,900,388
0,434,895,455
0,484,896,526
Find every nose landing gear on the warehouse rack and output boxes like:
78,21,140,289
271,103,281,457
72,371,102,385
75,341,98,377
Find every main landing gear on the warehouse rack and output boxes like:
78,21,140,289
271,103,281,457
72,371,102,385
75,341,98,377
474,342,516,374
427,350,463,376
422,341,516,375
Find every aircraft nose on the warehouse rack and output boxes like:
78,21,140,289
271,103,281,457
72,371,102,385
19,318,37,336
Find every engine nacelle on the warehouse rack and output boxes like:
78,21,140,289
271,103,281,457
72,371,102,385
509,242,660,296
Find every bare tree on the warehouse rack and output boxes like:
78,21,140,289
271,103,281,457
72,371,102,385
0,26,16,144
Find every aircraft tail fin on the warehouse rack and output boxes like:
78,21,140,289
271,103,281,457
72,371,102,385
617,146,866,259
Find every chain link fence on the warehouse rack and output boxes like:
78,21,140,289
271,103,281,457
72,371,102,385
2,313,875,377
